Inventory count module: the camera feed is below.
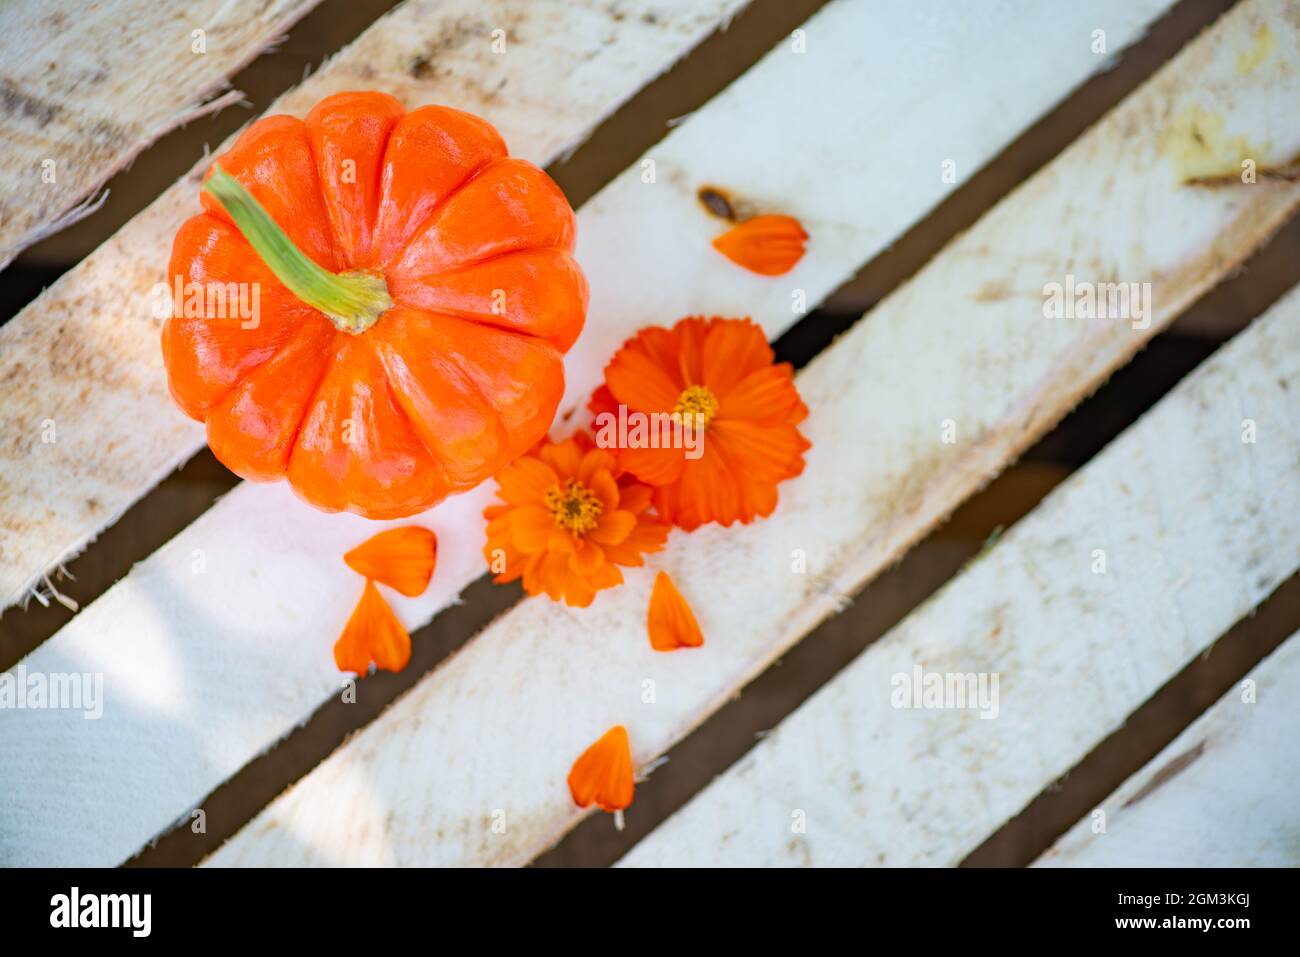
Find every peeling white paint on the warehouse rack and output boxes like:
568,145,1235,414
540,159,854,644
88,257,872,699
207,0,1300,867
623,290,1300,866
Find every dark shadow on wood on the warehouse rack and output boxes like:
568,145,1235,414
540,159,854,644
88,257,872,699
0,449,238,669
0,0,835,653
124,573,524,867
532,213,1300,867
117,0,839,867
962,571,1300,866
546,0,833,209
772,0,1240,372
0,0,406,322
8,0,1292,870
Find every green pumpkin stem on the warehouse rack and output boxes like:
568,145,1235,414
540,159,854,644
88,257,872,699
202,165,392,334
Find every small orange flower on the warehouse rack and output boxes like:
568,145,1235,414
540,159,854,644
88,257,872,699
343,526,437,597
647,571,703,651
568,725,634,812
591,317,810,530
334,579,411,674
712,214,808,275
483,434,668,607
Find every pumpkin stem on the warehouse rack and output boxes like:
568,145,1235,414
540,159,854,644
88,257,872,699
202,165,392,334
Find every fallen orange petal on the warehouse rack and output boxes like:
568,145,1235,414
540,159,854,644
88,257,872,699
334,579,412,674
344,526,437,597
711,214,808,276
647,571,704,651
568,725,635,812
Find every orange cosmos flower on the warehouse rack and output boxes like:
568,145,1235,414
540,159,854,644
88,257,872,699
647,571,703,651
343,526,437,597
334,579,411,674
590,317,810,531
568,725,635,812
712,214,808,275
483,434,668,607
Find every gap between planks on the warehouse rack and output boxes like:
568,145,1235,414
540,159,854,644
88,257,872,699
136,0,1251,868
0,0,835,656
0,0,752,613
1037,627,1300,868
1,0,410,282
540,231,1300,865
964,567,1300,866
206,0,1300,867
0,0,1180,868
0,0,755,865
618,288,1300,865
0,0,323,270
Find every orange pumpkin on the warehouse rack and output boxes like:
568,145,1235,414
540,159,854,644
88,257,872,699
162,91,587,518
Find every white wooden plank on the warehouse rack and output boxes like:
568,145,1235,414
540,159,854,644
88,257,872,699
206,0,1300,867
0,0,750,867
620,290,1300,866
0,0,322,268
0,0,749,612
1036,631,1300,868
0,0,1180,868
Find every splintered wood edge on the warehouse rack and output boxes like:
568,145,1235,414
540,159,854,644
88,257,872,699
0,0,323,267
205,0,1300,867
1036,629,1300,868
0,0,751,610
622,290,1300,865
0,0,1179,868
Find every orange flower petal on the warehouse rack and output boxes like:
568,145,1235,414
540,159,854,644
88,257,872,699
578,447,618,484
483,533,527,583
568,725,635,812
670,317,709,386
601,518,668,567
654,450,741,530
711,215,807,276
539,550,570,602
564,571,598,608
496,456,559,506
547,528,577,553
570,537,605,576
618,443,687,487
538,436,584,478
343,526,437,598
520,551,547,596
508,505,556,553
590,508,636,546
617,482,654,515
648,571,704,651
700,317,774,398
711,419,810,484
719,365,807,427
589,562,624,590
587,469,620,511
588,383,620,425
605,340,683,413
334,579,411,674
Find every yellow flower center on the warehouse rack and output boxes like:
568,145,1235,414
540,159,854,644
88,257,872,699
545,480,603,535
673,384,719,428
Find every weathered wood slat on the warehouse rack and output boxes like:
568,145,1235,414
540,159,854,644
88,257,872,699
1036,630,1300,868
0,0,1179,868
620,290,1300,865
0,0,749,612
0,0,752,869
0,0,322,268
206,0,1300,867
